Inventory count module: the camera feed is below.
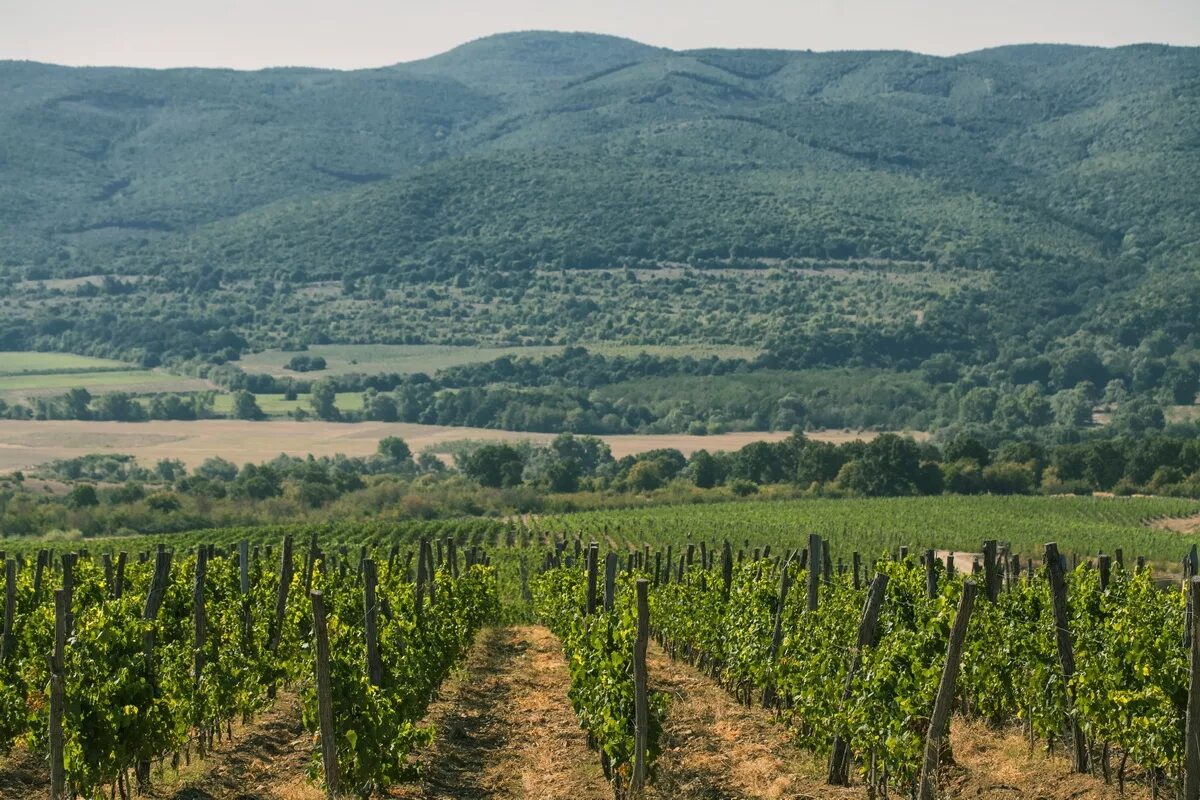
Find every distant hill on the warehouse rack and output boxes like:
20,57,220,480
0,32,1196,403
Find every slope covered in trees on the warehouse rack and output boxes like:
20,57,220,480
0,33,1196,437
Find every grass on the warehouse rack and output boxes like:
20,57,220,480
211,392,364,417
0,351,131,375
237,343,762,378
532,494,1200,566
0,370,197,395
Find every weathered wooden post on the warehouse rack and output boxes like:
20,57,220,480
982,540,998,603
828,572,889,784
268,535,295,653
310,591,340,797
631,579,650,796
1187,576,1200,800
925,548,937,599
50,589,67,800
586,544,599,615
1045,542,1087,772
722,540,733,598
807,534,821,612
917,580,978,800
1,559,14,663
1098,553,1111,592
363,559,383,687
604,552,618,612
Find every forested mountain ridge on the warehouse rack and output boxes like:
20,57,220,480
2,32,1195,275
0,32,1197,440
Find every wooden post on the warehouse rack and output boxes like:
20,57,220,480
924,548,937,599
1187,576,1200,800
239,540,252,649
363,559,383,687
33,550,47,599
193,549,207,707
807,534,821,612
114,551,127,600
1,559,14,663
982,540,998,603
722,540,733,598
604,552,618,612
631,579,650,795
310,591,340,797
1045,542,1087,772
852,551,861,590
1098,553,1111,592
415,539,428,619
917,580,978,800
426,538,437,606
829,572,889,784
49,589,67,800
61,553,74,637
269,535,294,653
765,561,794,706
586,544,599,615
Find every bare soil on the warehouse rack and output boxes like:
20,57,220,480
394,624,610,800
1150,513,1200,534
0,419,914,472
644,641,858,800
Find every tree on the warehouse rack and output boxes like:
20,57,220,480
195,457,238,482
94,392,146,421
62,387,92,420
685,449,724,489
462,444,526,488
234,463,282,499
377,436,413,466
943,434,991,466
68,483,99,508
310,379,339,420
1051,389,1092,427
232,390,264,420
837,434,925,496
627,460,664,492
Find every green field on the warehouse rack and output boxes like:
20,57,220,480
211,391,365,416
530,495,1200,566
0,369,205,398
237,343,763,378
0,351,130,375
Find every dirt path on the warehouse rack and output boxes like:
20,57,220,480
644,641,858,800
160,691,317,800
1151,513,1200,534
394,625,610,800
945,718,1126,800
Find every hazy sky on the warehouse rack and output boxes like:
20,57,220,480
3,0,1197,69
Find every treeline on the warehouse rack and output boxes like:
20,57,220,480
0,389,216,421
8,430,1200,540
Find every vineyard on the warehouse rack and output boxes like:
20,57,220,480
0,495,1198,798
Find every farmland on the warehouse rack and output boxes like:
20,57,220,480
1,496,1199,798
0,418,831,471
238,343,763,378
0,352,210,401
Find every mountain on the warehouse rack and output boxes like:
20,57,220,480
0,33,1196,393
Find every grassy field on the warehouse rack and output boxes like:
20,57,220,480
532,494,1200,566
210,392,365,416
237,343,763,378
0,351,211,400
0,351,131,375
0,419,826,471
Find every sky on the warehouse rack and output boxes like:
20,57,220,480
2,0,1197,70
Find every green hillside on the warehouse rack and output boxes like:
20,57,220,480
0,32,1196,438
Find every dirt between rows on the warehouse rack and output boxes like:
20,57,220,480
0,624,1140,800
